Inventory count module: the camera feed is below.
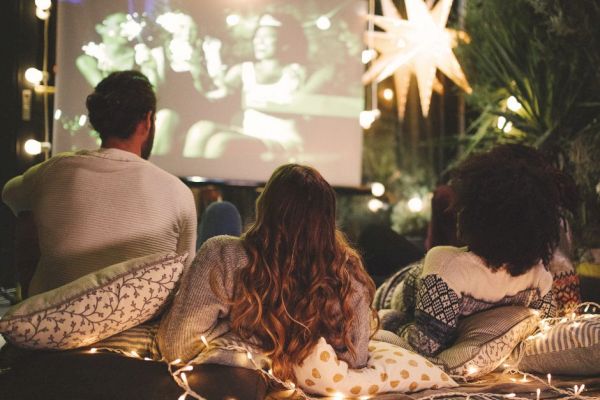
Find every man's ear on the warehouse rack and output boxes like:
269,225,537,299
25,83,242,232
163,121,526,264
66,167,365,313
145,111,153,129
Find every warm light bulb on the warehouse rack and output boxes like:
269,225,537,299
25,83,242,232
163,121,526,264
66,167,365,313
407,196,423,213
497,116,507,130
361,49,376,64
24,139,42,155
467,365,479,375
359,109,380,129
316,15,331,30
507,96,522,112
36,7,50,20
226,14,240,26
200,335,209,347
382,88,394,101
368,198,384,212
371,182,385,197
78,115,88,127
35,0,52,10
25,67,43,85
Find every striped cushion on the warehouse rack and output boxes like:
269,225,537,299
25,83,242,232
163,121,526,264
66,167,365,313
428,306,539,378
518,315,600,375
88,320,161,360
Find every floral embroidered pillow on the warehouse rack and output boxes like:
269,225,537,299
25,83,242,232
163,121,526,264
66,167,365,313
0,252,186,350
294,338,457,397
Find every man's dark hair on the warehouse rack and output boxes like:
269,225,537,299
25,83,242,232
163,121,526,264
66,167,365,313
451,144,577,276
86,70,156,140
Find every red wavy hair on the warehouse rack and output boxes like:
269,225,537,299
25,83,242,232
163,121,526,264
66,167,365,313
230,164,376,382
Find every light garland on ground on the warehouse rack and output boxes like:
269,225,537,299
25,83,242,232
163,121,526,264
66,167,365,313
82,302,599,400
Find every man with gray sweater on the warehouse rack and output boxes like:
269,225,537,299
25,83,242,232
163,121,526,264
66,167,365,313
2,70,197,297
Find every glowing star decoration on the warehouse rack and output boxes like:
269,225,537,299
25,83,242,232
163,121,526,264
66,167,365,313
363,0,472,117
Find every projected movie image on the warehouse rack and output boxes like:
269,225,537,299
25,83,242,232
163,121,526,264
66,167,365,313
54,0,365,185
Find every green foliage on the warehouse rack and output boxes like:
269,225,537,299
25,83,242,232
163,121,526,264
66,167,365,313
458,0,600,248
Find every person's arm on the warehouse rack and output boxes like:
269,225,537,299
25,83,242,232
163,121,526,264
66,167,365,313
399,274,461,356
157,238,236,362
176,187,198,267
14,212,40,298
2,154,54,215
336,280,374,368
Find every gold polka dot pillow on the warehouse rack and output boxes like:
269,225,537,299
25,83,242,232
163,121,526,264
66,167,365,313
294,338,457,396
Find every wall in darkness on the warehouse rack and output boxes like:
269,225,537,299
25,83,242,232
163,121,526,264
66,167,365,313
0,0,57,288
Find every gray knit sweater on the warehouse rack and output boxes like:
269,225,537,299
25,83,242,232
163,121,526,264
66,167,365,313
157,235,372,368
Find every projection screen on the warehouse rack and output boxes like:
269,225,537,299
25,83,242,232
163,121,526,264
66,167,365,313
54,0,366,186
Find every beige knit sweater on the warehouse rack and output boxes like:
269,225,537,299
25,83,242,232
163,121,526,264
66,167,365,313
2,148,197,295
157,235,372,368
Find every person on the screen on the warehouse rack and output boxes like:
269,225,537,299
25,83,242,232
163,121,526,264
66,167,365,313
182,13,310,161
2,71,197,297
75,12,186,156
158,164,377,382
76,13,164,88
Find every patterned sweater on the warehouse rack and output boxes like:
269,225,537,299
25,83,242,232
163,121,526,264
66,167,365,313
157,235,373,368
381,246,555,356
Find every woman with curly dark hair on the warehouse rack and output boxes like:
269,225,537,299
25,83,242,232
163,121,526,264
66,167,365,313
375,144,575,356
158,164,377,382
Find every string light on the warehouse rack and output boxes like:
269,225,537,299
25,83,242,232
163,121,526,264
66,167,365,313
367,198,385,212
359,109,381,129
466,365,479,375
407,196,424,213
370,182,385,197
24,67,44,85
200,335,209,348
506,96,522,112
382,88,394,101
536,388,540,400
315,15,332,30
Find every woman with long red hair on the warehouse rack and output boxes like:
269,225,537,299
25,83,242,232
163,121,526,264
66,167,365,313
158,164,377,382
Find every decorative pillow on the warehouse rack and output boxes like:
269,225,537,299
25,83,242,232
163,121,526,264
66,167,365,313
428,306,540,379
517,314,600,376
0,252,186,350
294,338,457,397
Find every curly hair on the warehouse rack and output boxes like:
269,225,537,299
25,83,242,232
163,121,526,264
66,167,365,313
229,164,377,382
451,144,576,276
86,70,156,141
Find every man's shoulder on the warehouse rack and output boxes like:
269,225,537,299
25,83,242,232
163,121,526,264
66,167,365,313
141,163,189,191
